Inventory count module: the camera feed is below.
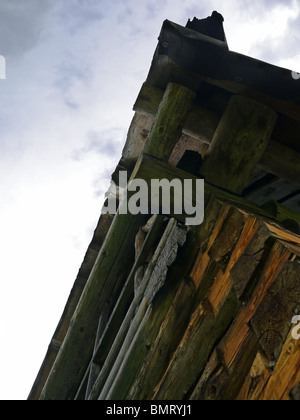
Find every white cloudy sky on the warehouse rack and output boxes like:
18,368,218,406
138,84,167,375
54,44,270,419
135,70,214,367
0,0,299,400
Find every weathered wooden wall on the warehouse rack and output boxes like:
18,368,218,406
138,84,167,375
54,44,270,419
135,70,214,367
82,199,300,401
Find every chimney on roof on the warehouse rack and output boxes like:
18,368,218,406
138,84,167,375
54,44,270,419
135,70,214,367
186,11,226,43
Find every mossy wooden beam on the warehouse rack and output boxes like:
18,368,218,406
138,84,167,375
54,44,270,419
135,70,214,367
134,84,300,186
199,95,278,194
142,83,195,161
134,83,218,144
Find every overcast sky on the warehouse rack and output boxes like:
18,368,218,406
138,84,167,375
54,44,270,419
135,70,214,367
0,0,299,400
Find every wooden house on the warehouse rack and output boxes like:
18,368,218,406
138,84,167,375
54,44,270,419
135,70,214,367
28,12,300,401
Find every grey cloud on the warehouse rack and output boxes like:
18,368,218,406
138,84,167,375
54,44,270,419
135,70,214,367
85,130,120,157
0,0,53,58
72,129,124,161
56,0,106,35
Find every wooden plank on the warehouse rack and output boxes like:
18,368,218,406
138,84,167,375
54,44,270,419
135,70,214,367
230,222,273,300
199,95,277,194
126,221,212,400
192,329,259,400
190,200,230,289
251,261,300,365
205,214,257,316
127,277,196,400
153,290,241,400
219,240,292,369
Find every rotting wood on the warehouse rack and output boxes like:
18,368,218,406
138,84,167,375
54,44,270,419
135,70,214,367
97,221,188,400
127,277,196,400
199,95,277,194
126,224,203,400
